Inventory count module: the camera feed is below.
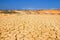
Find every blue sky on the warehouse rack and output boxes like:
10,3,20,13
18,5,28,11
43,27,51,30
0,0,60,10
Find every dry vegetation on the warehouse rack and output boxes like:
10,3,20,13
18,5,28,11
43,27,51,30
0,10,60,40
0,10,60,15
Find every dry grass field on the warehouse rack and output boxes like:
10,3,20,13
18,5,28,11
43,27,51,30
0,10,60,40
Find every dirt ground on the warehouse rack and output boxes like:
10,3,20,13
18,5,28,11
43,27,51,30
0,13,60,40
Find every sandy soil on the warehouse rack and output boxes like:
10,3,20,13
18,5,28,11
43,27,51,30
0,13,60,40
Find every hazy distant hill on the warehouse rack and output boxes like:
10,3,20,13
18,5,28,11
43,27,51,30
0,10,60,15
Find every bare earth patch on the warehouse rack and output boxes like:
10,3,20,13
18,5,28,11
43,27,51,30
0,12,60,40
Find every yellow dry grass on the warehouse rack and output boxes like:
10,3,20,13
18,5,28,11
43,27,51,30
0,10,60,40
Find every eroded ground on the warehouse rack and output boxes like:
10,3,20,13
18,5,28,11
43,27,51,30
0,13,60,40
